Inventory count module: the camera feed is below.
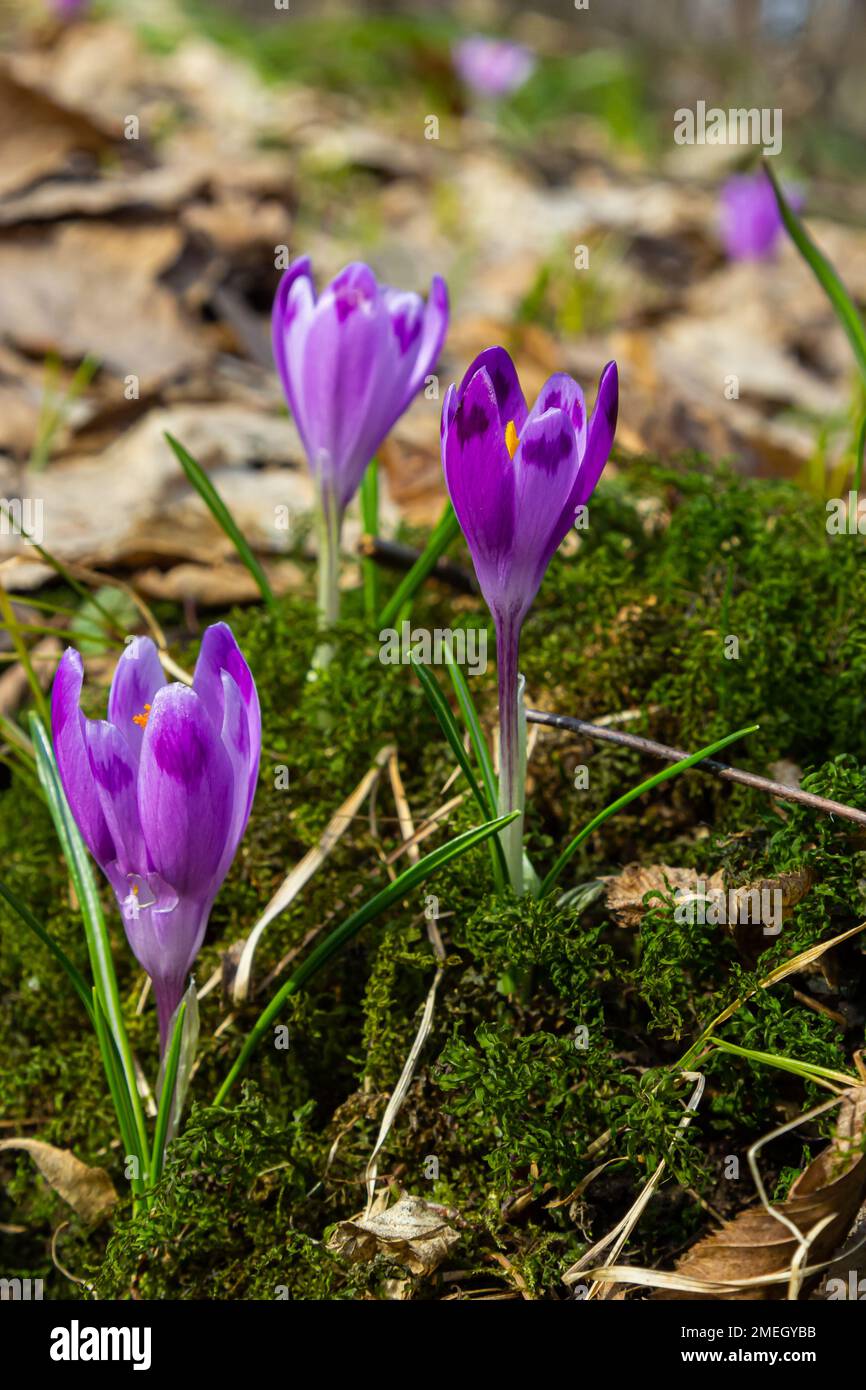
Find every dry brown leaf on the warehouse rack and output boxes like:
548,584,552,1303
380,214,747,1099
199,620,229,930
602,863,725,928
602,863,812,944
653,1088,866,1301
327,1192,460,1276
133,559,304,606
0,222,207,389
0,1138,117,1225
0,64,115,199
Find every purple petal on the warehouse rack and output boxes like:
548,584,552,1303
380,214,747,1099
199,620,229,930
572,360,618,506
107,636,166,764
401,273,449,403
443,366,516,613
215,670,252,881
512,406,579,594
272,255,317,454
84,718,147,875
124,896,205,1054
51,648,115,867
298,264,393,508
137,685,234,898
523,372,587,454
192,622,261,825
458,347,527,432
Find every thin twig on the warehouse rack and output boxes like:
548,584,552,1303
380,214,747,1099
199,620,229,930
357,535,477,595
527,707,866,829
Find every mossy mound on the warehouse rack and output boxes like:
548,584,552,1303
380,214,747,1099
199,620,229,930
2,456,865,1299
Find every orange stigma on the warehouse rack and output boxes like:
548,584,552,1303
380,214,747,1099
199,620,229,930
505,419,519,459
132,703,151,729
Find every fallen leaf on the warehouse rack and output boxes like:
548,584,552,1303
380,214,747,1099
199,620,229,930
602,863,724,928
0,64,115,199
133,559,304,606
328,1192,460,1276
0,222,207,388
0,1138,117,1225
653,1088,866,1300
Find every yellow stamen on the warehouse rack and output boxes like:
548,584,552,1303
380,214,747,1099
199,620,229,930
132,703,151,729
505,419,519,459
132,883,139,896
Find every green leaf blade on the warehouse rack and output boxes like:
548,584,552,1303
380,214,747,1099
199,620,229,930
165,432,277,609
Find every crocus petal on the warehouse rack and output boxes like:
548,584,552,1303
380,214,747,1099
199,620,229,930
572,361,618,506
192,622,261,825
401,274,449,404
512,406,579,595
125,897,206,1053
523,372,587,456
215,670,252,882
84,718,147,874
137,685,234,899
443,366,516,613
51,648,115,867
272,256,316,452
298,262,391,505
458,347,528,433
107,636,166,764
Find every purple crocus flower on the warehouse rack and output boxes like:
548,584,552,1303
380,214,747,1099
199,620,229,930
441,348,618,891
453,36,535,99
51,0,88,17
719,169,802,261
272,257,449,643
51,624,261,1051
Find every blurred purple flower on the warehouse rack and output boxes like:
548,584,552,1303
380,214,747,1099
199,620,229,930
441,348,618,889
453,36,535,99
272,257,448,638
51,0,88,17
52,624,260,1050
719,169,802,261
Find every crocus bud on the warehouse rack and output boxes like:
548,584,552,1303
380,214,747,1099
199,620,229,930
51,624,261,1050
272,257,448,644
441,347,618,891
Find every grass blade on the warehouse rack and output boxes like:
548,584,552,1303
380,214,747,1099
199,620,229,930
0,587,50,724
360,458,380,624
378,501,461,629
0,876,93,1021
412,657,506,890
709,1037,857,1089
855,414,866,493
164,432,277,610
766,164,866,387
30,713,151,1178
215,809,517,1102
150,1000,187,1184
91,989,146,1210
443,643,498,813
540,723,759,897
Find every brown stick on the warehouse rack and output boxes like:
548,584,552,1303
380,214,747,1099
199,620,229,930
526,707,866,830
357,534,477,594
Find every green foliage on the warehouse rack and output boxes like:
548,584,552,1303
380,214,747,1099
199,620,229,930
96,1087,369,1300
